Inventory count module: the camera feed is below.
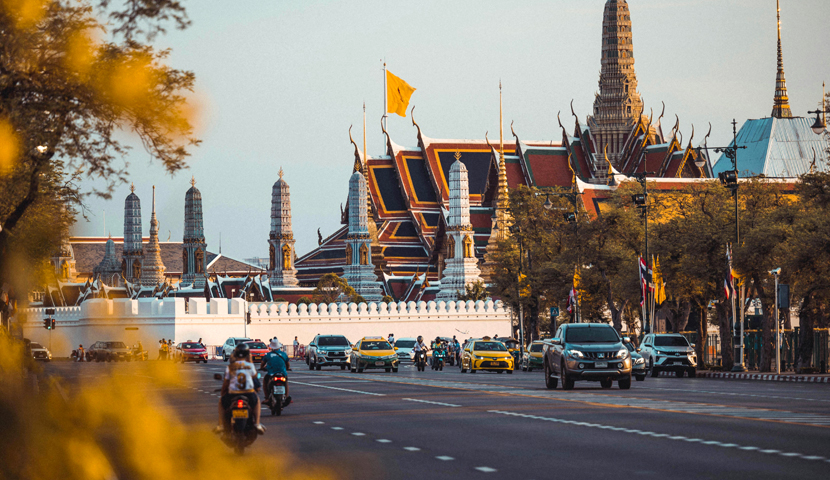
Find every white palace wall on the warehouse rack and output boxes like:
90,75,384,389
19,298,511,356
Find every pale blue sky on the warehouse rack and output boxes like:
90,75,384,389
74,0,830,262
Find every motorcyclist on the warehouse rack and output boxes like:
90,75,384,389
413,335,428,366
260,339,291,408
215,343,265,434
76,344,85,362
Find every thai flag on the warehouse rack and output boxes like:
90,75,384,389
724,244,735,299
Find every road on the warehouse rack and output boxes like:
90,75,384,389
44,360,830,479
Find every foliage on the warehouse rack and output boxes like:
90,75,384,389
296,296,312,305
0,0,200,297
312,273,363,304
457,280,489,302
381,295,394,304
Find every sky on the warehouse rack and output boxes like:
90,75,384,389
73,0,830,262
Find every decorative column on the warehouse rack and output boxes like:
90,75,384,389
437,156,482,301
182,177,207,288
140,186,166,286
268,168,298,287
122,183,144,283
342,171,383,301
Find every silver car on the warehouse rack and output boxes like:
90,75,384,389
639,334,697,378
221,337,252,361
30,342,52,361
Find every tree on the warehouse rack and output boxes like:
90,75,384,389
312,273,363,304
0,1,199,297
457,280,488,302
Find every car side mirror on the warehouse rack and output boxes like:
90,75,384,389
394,347,398,350
551,338,562,345
213,373,222,381
636,348,641,353
623,337,631,344
352,347,359,352
691,343,696,348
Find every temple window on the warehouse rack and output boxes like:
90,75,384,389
463,235,473,259
182,250,188,273
345,244,353,265
195,249,204,273
447,236,455,259
359,243,369,265
282,244,291,269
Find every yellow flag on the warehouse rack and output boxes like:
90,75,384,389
653,256,666,305
573,266,581,300
518,273,530,298
386,70,416,117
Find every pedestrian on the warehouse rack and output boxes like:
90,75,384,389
77,344,85,362
168,339,174,361
387,333,395,345
159,338,166,360
293,336,299,359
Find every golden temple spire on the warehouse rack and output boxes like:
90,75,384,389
363,102,368,173
190,175,196,187
278,167,283,179
771,0,793,118
130,182,135,193
494,81,511,238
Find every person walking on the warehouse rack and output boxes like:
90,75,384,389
159,339,166,360
293,336,299,359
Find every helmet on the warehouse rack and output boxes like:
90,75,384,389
417,336,423,342
233,342,250,359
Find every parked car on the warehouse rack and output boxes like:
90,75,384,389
542,323,633,390
88,341,132,362
175,341,209,363
639,333,697,378
349,336,399,373
243,341,270,362
521,341,545,371
220,337,253,361
460,337,514,374
624,341,646,381
30,342,52,361
393,338,417,363
307,334,352,370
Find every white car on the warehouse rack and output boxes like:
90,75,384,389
220,337,252,361
30,342,52,361
394,338,417,363
639,333,697,378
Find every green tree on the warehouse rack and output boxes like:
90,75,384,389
457,280,489,302
312,273,364,304
0,1,198,297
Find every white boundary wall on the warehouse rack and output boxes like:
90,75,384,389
19,298,510,357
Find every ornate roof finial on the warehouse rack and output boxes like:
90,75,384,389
454,150,462,162
278,167,284,179
771,0,793,118
130,182,135,193
190,176,196,188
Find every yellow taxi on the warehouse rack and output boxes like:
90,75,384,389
349,336,400,373
461,337,514,374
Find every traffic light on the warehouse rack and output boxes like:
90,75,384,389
51,318,56,330
43,318,50,330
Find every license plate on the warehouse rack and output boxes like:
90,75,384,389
595,362,608,368
375,361,385,366
231,409,248,419
486,361,499,366
273,386,286,394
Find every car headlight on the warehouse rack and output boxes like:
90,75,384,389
566,349,584,359
617,348,629,359
635,357,644,365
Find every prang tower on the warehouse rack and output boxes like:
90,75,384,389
122,184,144,283
437,155,483,301
182,177,207,288
268,168,299,287
140,186,166,286
342,171,384,301
771,0,792,119
587,0,645,167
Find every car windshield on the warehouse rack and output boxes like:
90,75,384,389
318,336,349,346
474,342,507,351
246,342,267,349
31,343,43,349
654,336,690,347
529,344,544,352
504,340,519,348
234,338,252,343
565,327,619,343
106,342,127,348
182,343,203,349
361,341,392,351
395,340,415,348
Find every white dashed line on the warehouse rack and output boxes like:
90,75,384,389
313,421,325,425
402,398,461,407
331,427,343,431
351,432,365,436
488,410,827,463
435,456,454,461
403,447,421,451
292,380,385,396
376,439,392,443
475,466,497,473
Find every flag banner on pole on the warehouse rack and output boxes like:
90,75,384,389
724,244,735,300
652,255,666,305
386,70,416,117
638,256,648,306
567,287,576,313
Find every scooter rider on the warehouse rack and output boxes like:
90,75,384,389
413,335,429,365
261,339,291,407
216,343,265,434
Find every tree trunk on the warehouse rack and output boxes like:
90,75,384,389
673,301,692,333
601,270,622,332
797,292,815,372
753,274,774,372
695,302,707,370
718,301,734,370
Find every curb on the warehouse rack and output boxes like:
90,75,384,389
657,371,830,383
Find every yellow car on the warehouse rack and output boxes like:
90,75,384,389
461,337,514,374
349,337,400,373
521,341,545,372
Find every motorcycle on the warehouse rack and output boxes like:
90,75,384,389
213,373,260,455
265,374,290,416
414,350,427,372
71,349,85,362
431,348,446,371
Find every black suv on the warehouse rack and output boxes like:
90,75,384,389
543,323,633,390
88,341,132,362
307,335,352,370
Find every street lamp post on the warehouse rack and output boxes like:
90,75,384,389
770,268,781,375
630,172,653,333
543,189,582,323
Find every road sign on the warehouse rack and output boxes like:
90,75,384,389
550,307,559,318
777,284,789,310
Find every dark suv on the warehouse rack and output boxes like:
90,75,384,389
543,323,633,390
88,341,132,362
307,335,352,370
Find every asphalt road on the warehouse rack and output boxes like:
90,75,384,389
44,360,830,479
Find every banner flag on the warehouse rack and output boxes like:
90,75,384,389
386,70,416,117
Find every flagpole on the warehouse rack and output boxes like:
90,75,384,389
382,61,388,133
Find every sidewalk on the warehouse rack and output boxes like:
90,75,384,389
657,370,830,384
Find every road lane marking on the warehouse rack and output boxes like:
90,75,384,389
641,386,830,403
376,439,392,443
292,380,385,396
351,432,365,436
488,410,828,463
435,456,454,461
402,398,461,407
313,421,325,424
475,467,497,473
331,427,343,430
403,447,420,451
